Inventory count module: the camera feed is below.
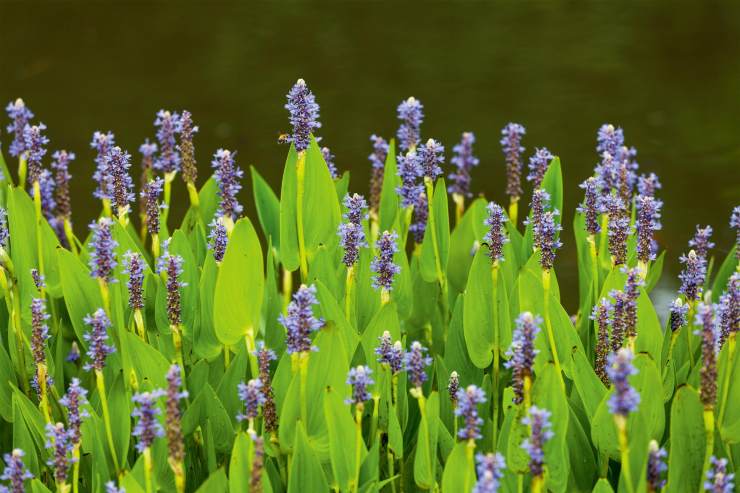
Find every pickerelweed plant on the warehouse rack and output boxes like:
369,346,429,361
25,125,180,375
0,83,737,493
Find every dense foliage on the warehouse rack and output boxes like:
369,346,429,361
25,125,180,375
0,83,738,493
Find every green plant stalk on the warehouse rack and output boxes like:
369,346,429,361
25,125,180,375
186,180,200,209
152,232,161,260
162,171,176,228
542,270,565,391
353,405,364,493
452,193,465,226
144,446,154,493
531,474,544,493
133,309,147,341
244,328,259,382
63,218,78,255
345,265,355,322
702,407,715,480
294,351,310,426
96,369,121,473
98,278,111,317
369,395,380,448
615,415,635,493
37,362,52,424
598,213,609,261
718,333,736,426
387,449,397,493
33,181,46,292
0,267,30,394
171,324,188,396
686,302,696,372
508,196,519,228
18,155,27,189
102,198,112,218
491,263,500,447
72,443,81,493
588,235,600,306
381,288,390,306
282,266,293,309
413,390,436,491
296,151,309,281
463,440,475,493
424,177,449,328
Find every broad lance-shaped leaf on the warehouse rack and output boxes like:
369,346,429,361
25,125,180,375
279,143,300,271
250,165,281,258
378,139,399,233
665,386,705,493
302,137,342,258
288,422,329,493
442,442,476,492
521,156,563,257
463,247,511,369
533,363,570,493
414,392,440,490
213,217,264,346
447,197,487,294
58,248,103,347
229,432,252,493
324,386,366,492
419,178,450,283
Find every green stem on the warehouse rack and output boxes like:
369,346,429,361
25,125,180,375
345,265,355,323
368,396,379,448
353,406,364,493
144,447,154,493
588,235,600,305
542,270,565,390
33,182,45,289
616,416,635,493
18,155,27,188
1,268,30,394
296,152,308,281
244,329,259,379
162,171,176,229
388,449,397,493
282,266,293,309
702,407,715,480
63,218,78,255
424,178,448,328
718,334,736,426
96,369,121,473
509,196,519,228
72,444,80,493
452,193,464,226
492,264,500,448
172,324,188,396
463,440,475,493
186,181,200,209
296,352,309,425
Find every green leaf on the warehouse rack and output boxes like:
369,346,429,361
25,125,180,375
463,249,510,369
447,198,486,294
442,442,476,492
711,244,737,302
194,254,222,359
634,289,663,363
592,478,615,493
228,432,252,493
419,179,450,283
279,144,300,271
108,372,131,469
288,421,329,493
182,384,234,454
195,467,228,493
665,386,705,493
533,364,570,493
378,140,399,233
414,392,440,489
302,138,342,258
324,386,365,492
120,330,171,390
571,349,607,421
0,341,16,421
13,396,40,476
251,165,281,257
213,217,264,346
58,248,103,347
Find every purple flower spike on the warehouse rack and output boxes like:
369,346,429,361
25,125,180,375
396,151,423,209
59,378,89,445
91,131,116,200
66,342,81,364
346,365,374,406
123,251,145,311
526,188,551,250
731,206,740,261
484,202,509,263
254,341,278,433
606,348,640,417
5,98,34,157
321,146,339,179
165,364,188,464
447,371,460,407
473,452,506,493
448,132,479,198
669,298,689,333
408,192,428,244
694,303,718,407
500,123,526,199
718,274,739,346
636,195,662,263
30,298,50,369
593,298,613,385
153,110,181,174
1,448,33,492
105,481,124,493
604,196,630,266
23,123,49,185
343,193,369,225
31,268,45,291
396,97,424,152
237,378,265,422
106,147,134,216
679,250,706,302
368,135,389,214
88,218,117,283
521,406,554,478
178,110,198,184
637,172,661,198
527,147,554,188
132,390,166,452
577,177,601,235
405,341,432,389
455,385,486,441
597,124,624,157
141,177,164,236
157,241,186,327
339,193,369,267
45,423,74,485
285,79,321,153
281,284,323,354
646,440,668,491
505,312,541,405
623,267,644,339
371,231,401,291
83,308,115,372
689,225,714,260
208,218,228,262
537,210,562,271
0,208,9,251
609,290,628,352
37,169,56,222
50,150,74,221
375,331,404,374
418,138,444,181
704,456,735,493
211,149,243,221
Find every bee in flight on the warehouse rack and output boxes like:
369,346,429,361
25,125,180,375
277,132,290,145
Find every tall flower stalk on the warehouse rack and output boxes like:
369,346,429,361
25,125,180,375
371,231,401,304
695,303,719,479
31,298,52,422
346,365,373,493
178,110,199,207
141,177,164,257
88,218,117,314
521,406,554,493
60,378,88,493
339,194,368,320
607,348,640,493
132,390,165,493
448,132,479,222
500,123,526,225
164,364,188,493
91,130,116,217
24,123,49,287
6,98,34,183
285,79,321,280
123,251,147,340
153,110,181,228
157,241,188,383
50,150,76,252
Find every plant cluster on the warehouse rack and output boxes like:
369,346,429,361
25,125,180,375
0,82,738,493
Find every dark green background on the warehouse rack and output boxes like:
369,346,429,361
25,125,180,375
2,2,739,309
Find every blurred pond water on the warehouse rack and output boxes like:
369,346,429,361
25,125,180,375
1,1,739,312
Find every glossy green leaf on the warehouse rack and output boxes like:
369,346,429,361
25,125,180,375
665,386,705,493
288,422,329,493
